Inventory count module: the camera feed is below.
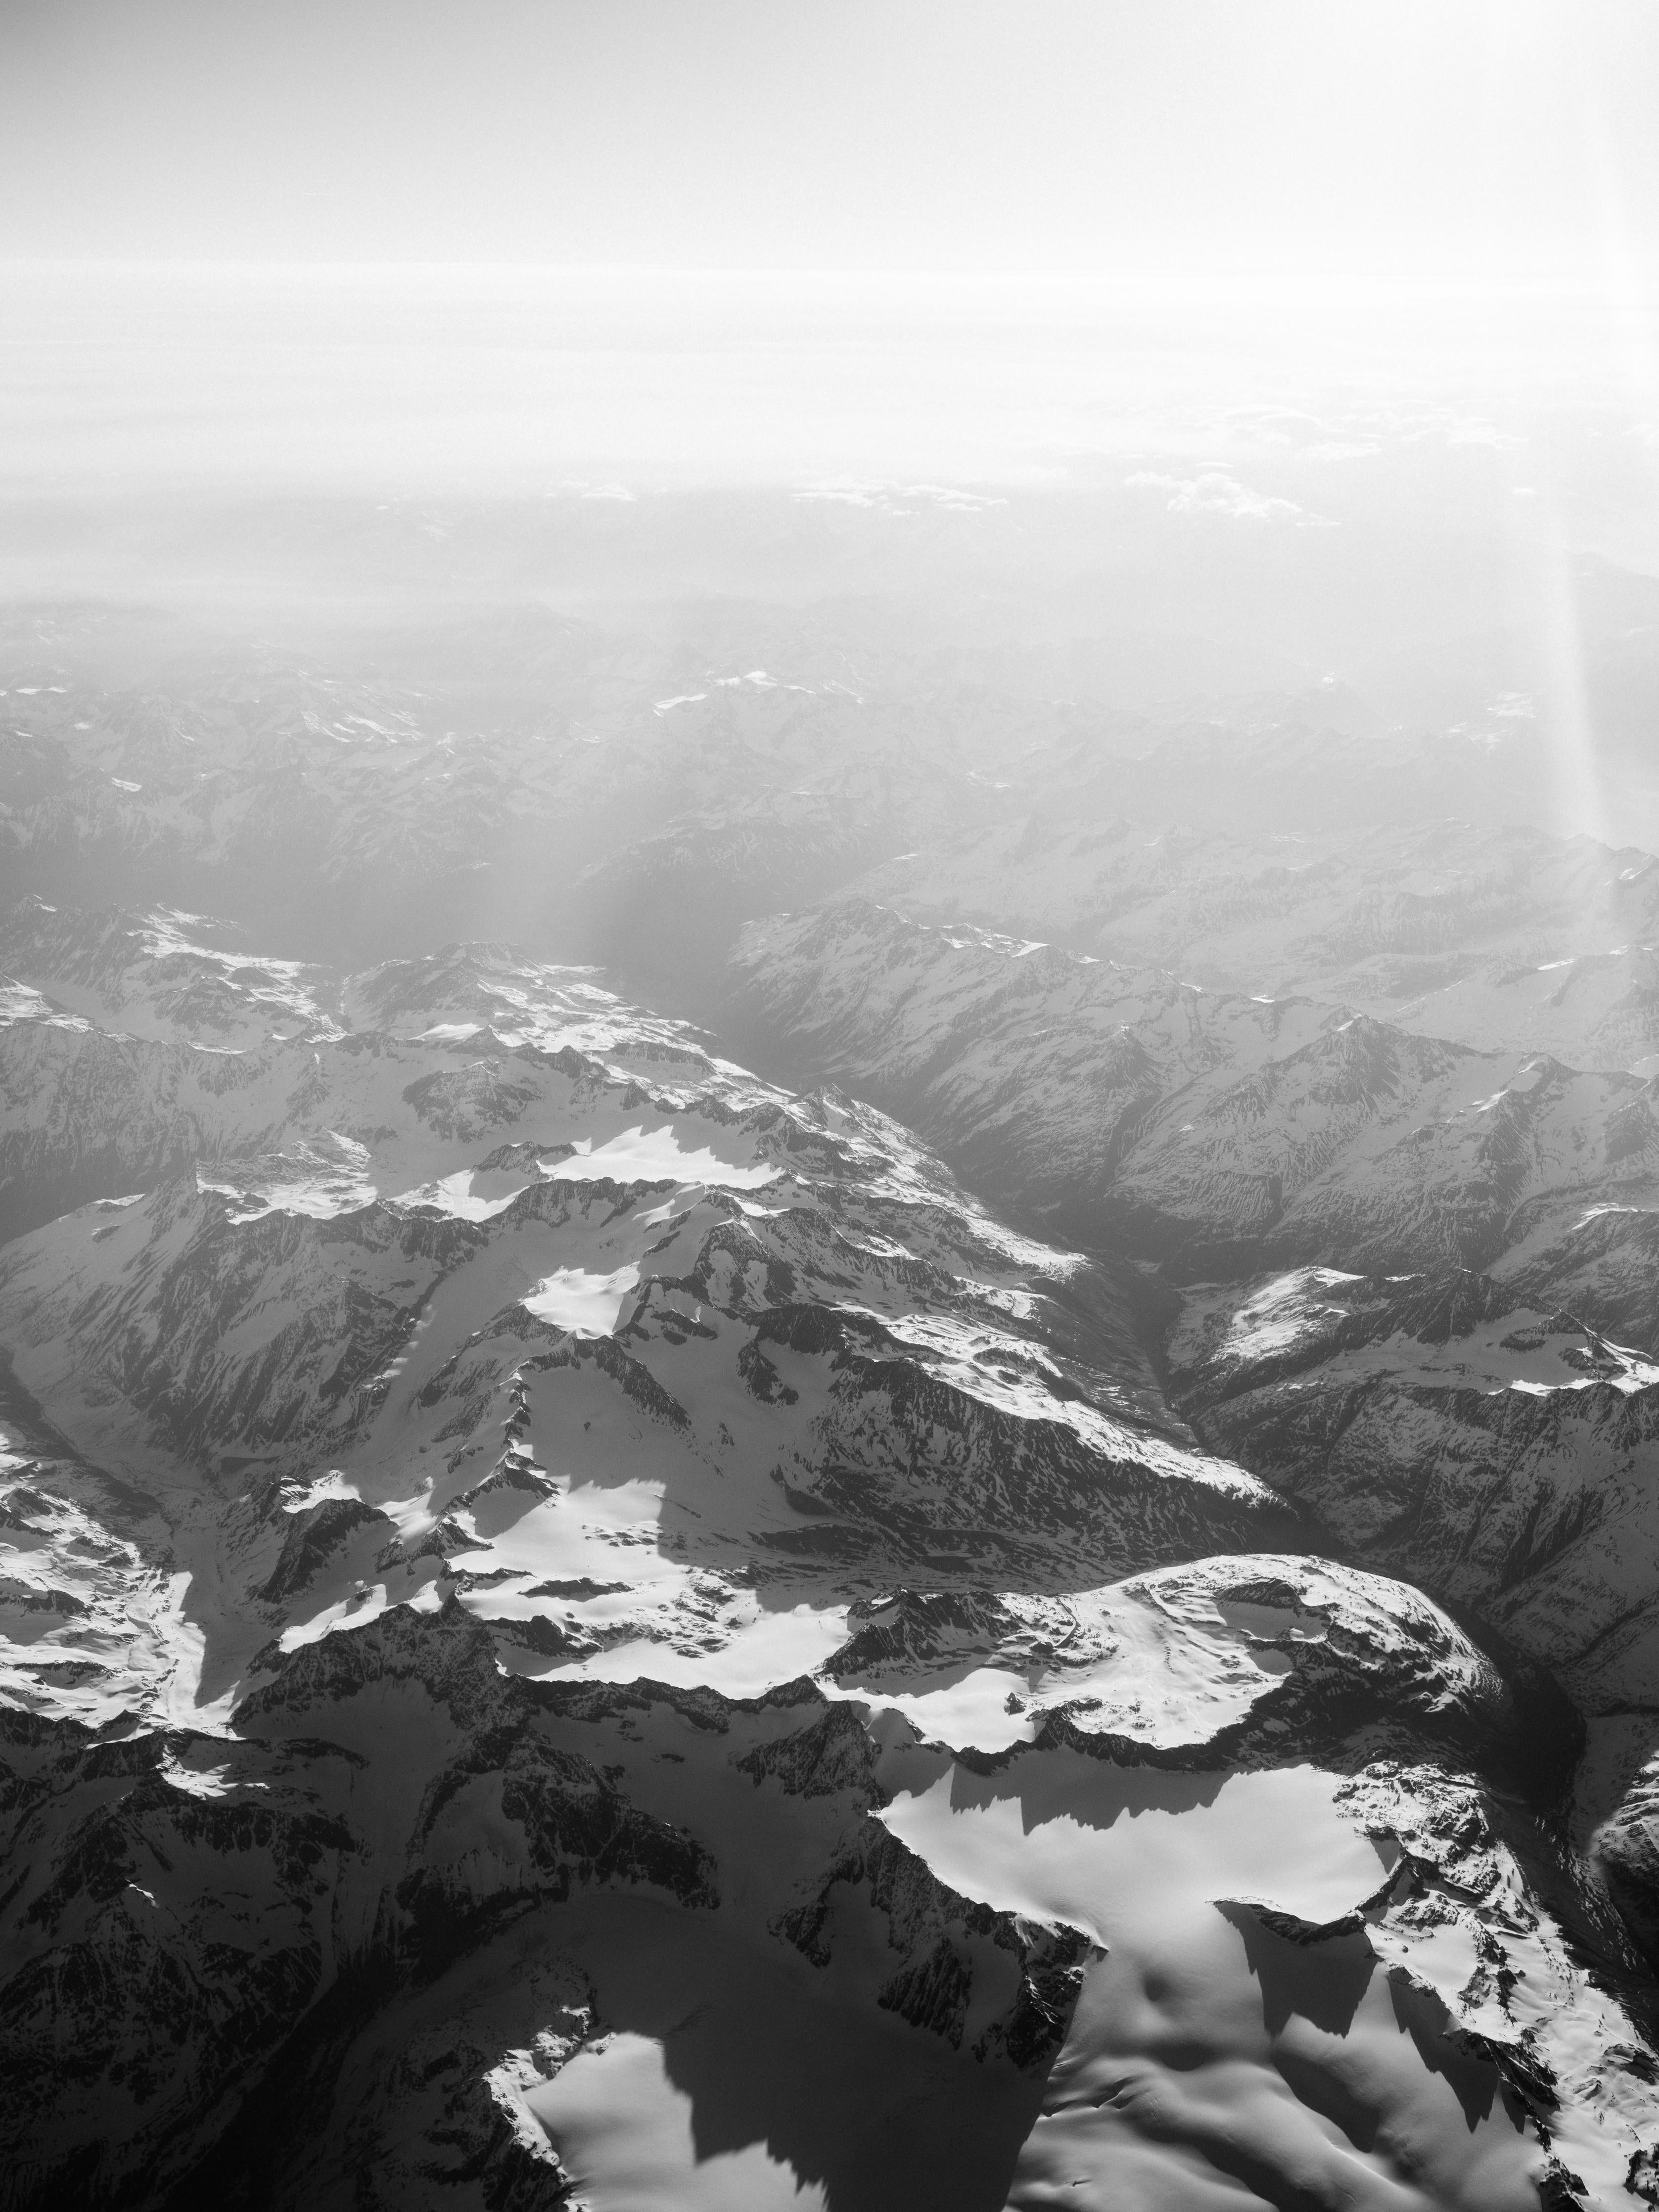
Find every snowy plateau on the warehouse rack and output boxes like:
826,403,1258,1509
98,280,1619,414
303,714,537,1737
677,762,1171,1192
7,557,1659,2212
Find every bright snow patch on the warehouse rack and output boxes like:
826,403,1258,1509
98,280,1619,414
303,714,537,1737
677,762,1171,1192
522,1601,849,1700
280,1471,363,1515
195,1136,375,1223
545,1125,778,1190
528,2033,828,2211
394,1168,534,1220
522,1264,640,1336
1215,1268,1363,1364
0,981,55,1025
881,1759,1385,1954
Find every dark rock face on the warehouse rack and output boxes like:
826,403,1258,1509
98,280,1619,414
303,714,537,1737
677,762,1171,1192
0,1615,720,2206
1165,1269,1659,1729
729,897,1659,1272
255,1499,392,1602
772,1812,1095,2072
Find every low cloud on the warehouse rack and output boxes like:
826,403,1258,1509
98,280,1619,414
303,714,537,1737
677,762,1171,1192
1126,468,1332,525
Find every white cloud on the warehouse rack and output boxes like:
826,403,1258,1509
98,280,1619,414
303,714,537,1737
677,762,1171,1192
1125,469,1332,525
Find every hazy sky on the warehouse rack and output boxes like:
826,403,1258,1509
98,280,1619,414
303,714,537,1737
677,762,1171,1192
3,0,1659,286
1,2,1655,851
2,4,1657,506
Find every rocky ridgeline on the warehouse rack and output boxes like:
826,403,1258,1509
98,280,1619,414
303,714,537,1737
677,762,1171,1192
730,897,1659,1273
848,816,1659,1068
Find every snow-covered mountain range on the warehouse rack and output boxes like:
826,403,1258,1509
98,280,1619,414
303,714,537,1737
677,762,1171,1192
0,890,1654,2210
9,547,1659,2211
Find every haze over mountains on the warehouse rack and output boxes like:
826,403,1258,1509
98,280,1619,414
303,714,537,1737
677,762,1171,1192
8,457,1659,2212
